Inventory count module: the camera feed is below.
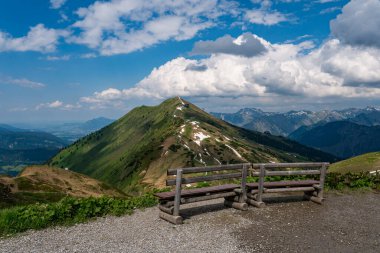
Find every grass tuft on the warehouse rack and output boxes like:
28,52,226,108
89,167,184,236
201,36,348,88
0,193,158,237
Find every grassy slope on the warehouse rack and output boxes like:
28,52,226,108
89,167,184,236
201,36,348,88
329,152,380,174
0,166,126,208
50,97,336,194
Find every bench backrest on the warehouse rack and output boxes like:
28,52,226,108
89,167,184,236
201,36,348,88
250,162,329,176
166,163,250,186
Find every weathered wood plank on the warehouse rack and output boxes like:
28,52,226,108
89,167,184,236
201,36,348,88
158,205,174,215
246,198,265,208
154,184,239,200
251,162,329,169
247,180,319,189
318,164,327,198
251,170,321,176
181,191,237,204
257,164,265,202
159,212,183,225
304,195,323,205
173,169,182,216
166,172,242,186
167,163,249,175
241,164,248,202
224,199,248,211
263,186,315,193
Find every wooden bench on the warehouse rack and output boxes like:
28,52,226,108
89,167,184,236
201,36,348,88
246,163,328,208
154,163,250,224
154,162,329,224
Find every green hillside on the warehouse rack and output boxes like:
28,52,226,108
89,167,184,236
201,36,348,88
50,97,336,194
0,166,126,208
329,152,380,174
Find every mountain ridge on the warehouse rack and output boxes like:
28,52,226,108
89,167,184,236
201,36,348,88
50,97,336,194
289,121,380,159
211,106,380,136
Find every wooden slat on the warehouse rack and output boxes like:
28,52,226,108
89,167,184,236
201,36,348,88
263,186,315,193
166,172,242,186
154,184,239,200
167,163,249,175
173,169,183,216
246,180,319,189
181,192,237,204
251,170,321,176
257,164,265,202
167,162,329,175
251,162,329,169
241,164,248,201
318,164,327,198
158,205,174,215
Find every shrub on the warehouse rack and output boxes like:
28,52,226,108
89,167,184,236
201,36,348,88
0,193,158,237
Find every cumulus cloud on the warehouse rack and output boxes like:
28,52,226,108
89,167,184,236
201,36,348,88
81,32,380,106
70,0,236,56
244,0,290,26
45,55,71,61
320,6,341,15
0,76,45,88
191,33,268,57
0,24,68,53
330,0,380,48
318,0,340,3
244,9,289,25
35,100,81,110
50,0,67,9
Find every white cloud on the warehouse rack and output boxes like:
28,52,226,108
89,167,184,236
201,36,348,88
69,0,236,55
50,0,67,9
81,32,380,107
245,9,289,25
36,100,63,110
45,55,71,61
320,6,341,14
0,76,45,88
191,33,268,57
35,100,81,110
80,53,97,59
0,24,68,53
330,0,380,48
244,0,290,26
318,0,340,3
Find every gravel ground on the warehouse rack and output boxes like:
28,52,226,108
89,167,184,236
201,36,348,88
0,192,379,253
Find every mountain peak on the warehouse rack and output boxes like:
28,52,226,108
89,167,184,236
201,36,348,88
50,98,335,193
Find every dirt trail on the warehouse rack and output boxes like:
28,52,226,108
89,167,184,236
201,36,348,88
234,192,380,252
0,192,379,253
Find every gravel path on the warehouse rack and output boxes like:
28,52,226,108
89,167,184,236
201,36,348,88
0,192,379,253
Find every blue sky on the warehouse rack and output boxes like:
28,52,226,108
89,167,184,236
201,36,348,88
1,0,380,123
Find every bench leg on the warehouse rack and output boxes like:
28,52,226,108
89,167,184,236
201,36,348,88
246,192,265,208
159,211,183,225
224,197,248,211
304,191,323,205
158,204,174,215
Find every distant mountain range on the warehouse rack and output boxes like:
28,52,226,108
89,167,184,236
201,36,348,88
50,97,336,194
0,117,114,176
289,121,380,159
211,106,380,136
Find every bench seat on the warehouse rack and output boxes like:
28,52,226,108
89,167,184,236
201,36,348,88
154,183,240,200
246,180,320,189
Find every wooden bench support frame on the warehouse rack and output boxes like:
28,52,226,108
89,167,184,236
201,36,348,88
246,163,329,208
155,162,329,224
